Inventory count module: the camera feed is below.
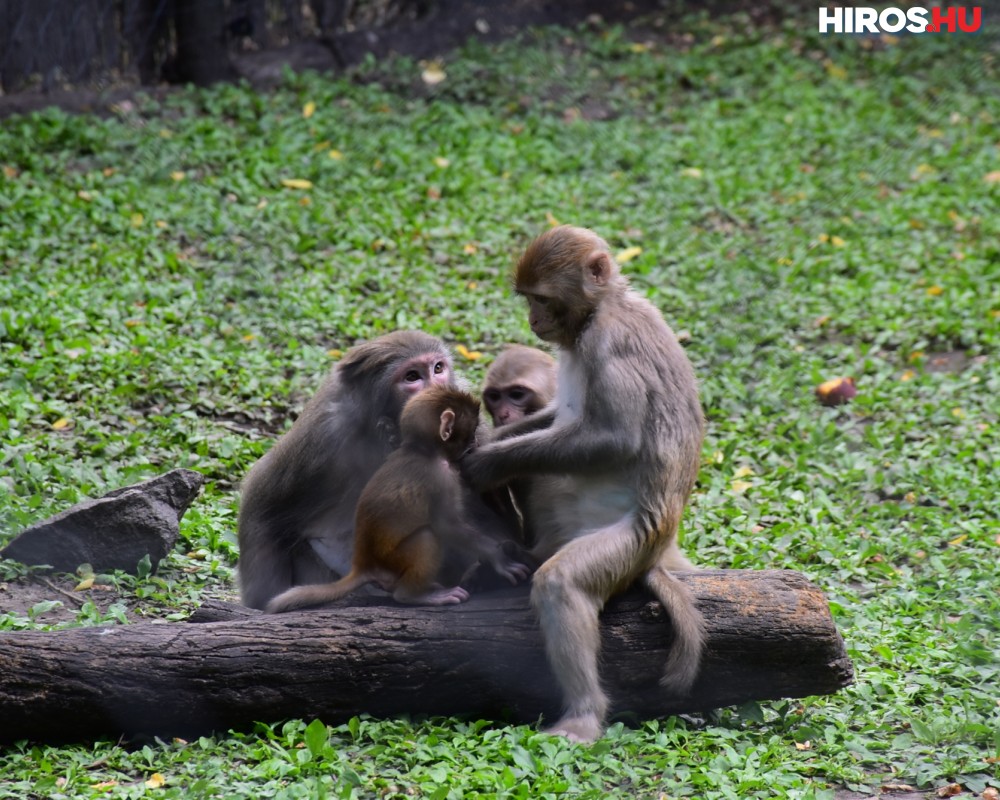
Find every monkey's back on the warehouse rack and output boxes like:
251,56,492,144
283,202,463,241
351,449,455,568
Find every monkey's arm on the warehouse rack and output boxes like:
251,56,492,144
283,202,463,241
463,418,638,489
490,405,557,441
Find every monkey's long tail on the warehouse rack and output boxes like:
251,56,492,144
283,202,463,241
643,565,706,695
265,571,371,614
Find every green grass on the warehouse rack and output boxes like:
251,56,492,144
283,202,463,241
1,7,998,798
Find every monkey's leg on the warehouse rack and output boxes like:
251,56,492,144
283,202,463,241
391,528,470,606
530,520,641,743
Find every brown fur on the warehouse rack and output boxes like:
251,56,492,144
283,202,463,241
266,387,530,612
236,331,455,610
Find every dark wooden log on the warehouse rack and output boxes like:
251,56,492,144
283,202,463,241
0,570,852,745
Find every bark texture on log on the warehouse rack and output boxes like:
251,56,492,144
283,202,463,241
0,570,853,744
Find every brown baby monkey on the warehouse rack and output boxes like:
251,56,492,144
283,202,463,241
267,385,530,612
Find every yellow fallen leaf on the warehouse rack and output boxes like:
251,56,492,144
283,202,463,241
466,281,478,290
545,212,560,227
947,534,968,547
830,235,845,247
2,165,18,179
421,62,446,85
914,163,936,176
456,344,482,361
281,178,313,190
926,285,944,296
256,199,268,210
680,167,702,178
77,190,93,201
170,171,185,182
984,171,1000,184
328,348,343,358
794,741,812,751
616,246,642,264
145,773,166,789
629,42,650,53
731,479,753,494
433,157,450,168
130,213,144,227
463,243,478,255
328,149,344,160
302,101,316,119
314,140,331,151
900,370,916,382
159,129,172,138
51,418,72,431
75,576,95,591
824,60,847,79
242,333,256,342
712,450,725,464
951,407,965,419
711,35,726,47
125,319,142,328
732,466,755,479
776,257,793,266
155,220,168,229
817,233,830,243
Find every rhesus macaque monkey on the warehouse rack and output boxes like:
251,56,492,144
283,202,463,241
463,226,706,742
483,345,700,570
483,345,558,427
237,331,457,610
266,386,531,612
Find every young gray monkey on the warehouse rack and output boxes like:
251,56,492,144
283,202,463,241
482,344,699,569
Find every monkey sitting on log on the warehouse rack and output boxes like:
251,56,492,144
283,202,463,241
266,386,531,612
463,225,706,742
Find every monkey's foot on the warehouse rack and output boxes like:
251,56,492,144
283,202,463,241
542,714,604,744
395,585,469,605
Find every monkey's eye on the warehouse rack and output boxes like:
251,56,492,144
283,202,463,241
484,389,501,404
433,361,446,374
532,295,551,307
508,388,526,402
404,370,421,383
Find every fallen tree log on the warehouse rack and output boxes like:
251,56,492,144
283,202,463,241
0,570,853,744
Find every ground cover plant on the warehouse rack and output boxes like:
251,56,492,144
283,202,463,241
0,6,997,799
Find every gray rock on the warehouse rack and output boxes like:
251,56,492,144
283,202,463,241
1,469,205,574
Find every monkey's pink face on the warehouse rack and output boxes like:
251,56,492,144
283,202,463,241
484,386,537,427
396,354,452,399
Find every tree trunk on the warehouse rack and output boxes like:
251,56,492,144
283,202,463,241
173,0,234,85
0,570,853,745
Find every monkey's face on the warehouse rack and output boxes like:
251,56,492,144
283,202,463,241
393,354,452,406
524,294,562,343
484,385,539,427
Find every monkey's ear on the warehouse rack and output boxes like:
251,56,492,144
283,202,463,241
586,252,612,286
439,408,456,441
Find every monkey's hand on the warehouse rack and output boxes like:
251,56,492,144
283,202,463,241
489,551,533,585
